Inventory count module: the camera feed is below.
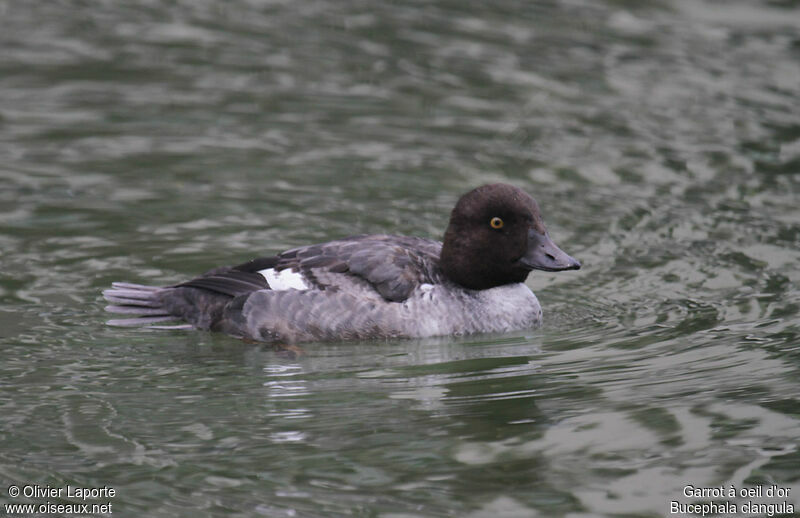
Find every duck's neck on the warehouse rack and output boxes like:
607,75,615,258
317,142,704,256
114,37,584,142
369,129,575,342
439,229,528,291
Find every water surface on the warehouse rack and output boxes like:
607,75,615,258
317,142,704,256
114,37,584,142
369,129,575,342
1,0,799,516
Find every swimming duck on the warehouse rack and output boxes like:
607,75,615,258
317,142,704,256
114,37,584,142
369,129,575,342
104,183,580,343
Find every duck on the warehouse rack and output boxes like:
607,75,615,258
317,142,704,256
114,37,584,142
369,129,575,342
104,183,580,343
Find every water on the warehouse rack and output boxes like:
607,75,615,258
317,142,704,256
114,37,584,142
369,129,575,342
1,0,799,516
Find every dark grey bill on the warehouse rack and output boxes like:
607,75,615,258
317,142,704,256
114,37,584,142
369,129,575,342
519,229,581,272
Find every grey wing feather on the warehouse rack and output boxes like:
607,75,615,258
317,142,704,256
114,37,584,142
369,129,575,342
274,235,443,302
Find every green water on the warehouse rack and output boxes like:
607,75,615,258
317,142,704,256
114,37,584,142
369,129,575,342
1,1,799,516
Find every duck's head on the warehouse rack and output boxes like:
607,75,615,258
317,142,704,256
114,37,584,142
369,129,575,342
440,183,580,290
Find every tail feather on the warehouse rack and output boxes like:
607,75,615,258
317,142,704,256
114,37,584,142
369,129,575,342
104,305,170,315
111,282,160,291
103,295,163,307
107,316,182,327
104,282,192,330
103,289,155,300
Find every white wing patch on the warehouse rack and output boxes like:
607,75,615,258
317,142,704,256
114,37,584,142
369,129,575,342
258,268,310,291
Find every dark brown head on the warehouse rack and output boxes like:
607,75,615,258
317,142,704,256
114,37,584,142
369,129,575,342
439,183,580,290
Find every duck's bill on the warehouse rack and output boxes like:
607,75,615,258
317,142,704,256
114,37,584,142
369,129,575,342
519,229,581,272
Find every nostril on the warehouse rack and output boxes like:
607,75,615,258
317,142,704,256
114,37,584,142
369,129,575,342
545,253,555,261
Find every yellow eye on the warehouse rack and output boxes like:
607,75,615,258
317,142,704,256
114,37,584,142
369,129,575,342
490,217,504,229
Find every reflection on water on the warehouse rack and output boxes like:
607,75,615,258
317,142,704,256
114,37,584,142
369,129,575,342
1,0,799,516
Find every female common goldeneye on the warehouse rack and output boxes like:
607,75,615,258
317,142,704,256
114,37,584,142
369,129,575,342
104,183,580,343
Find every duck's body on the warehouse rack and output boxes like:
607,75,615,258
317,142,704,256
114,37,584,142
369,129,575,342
104,184,580,343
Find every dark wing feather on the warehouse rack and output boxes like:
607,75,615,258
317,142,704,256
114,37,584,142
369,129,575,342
175,270,268,297
232,256,279,273
173,255,278,297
